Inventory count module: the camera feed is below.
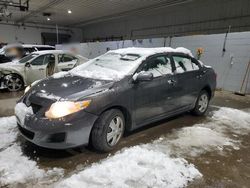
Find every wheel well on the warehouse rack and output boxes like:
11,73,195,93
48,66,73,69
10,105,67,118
202,86,212,99
102,106,132,132
88,105,132,146
4,73,25,84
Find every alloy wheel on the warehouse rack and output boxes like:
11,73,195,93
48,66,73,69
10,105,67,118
107,116,124,146
198,94,208,113
7,77,23,92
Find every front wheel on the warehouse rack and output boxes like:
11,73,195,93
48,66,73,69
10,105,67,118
192,90,210,116
5,74,24,92
91,109,125,152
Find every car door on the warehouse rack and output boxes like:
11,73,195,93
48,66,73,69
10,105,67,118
171,53,201,106
57,54,78,71
25,54,54,84
133,54,179,126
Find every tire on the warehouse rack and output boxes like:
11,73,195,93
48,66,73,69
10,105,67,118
5,74,24,92
91,109,125,152
192,90,210,116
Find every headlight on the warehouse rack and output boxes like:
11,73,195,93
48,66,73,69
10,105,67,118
24,85,31,93
45,100,91,119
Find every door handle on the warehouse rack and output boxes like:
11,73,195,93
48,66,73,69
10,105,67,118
67,64,73,66
167,79,176,85
39,68,45,71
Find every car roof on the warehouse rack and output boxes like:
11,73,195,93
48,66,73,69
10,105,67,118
2,44,54,49
32,50,73,55
110,47,194,57
22,44,54,48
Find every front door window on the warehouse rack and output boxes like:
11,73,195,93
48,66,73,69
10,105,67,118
140,56,173,77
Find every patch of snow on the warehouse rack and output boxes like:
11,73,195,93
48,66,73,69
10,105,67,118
0,116,64,186
0,144,64,187
91,81,103,88
152,126,235,157
52,71,70,79
57,146,201,188
211,107,250,135
14,102,33,125
72,68,121,81
1,105,249,187
56,107,250,187
112,47,193,57
0,116,17,149
149,107,250,158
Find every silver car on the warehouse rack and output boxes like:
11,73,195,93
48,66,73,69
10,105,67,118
0,50,88,91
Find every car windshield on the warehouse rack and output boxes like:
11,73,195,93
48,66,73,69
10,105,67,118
70,52,142,80
19,54,39,63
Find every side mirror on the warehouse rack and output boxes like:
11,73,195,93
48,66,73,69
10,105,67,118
134,72,153,82
25,62,31,67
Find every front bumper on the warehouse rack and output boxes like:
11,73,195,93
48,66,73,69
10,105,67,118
0,74,7,89
16,110,99,149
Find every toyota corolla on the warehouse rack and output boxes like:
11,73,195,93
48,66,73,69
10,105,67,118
15,47,216,152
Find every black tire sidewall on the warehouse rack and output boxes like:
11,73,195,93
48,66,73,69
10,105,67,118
91,109,125,152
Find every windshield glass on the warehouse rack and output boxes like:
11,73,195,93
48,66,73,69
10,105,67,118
70,52,141,80
19,54,39,63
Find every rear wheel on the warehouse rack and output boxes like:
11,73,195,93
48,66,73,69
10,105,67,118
5,74,24,92
192,90,210,116
91,109,125,152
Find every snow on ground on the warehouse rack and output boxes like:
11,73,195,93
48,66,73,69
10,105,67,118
56,107,250,188
151,126,236,157
211,107,250,135
0,107,249,187
0,116,64,187
56,146,202,188
0,144,64,186
0,116,17,149
150,107,250,158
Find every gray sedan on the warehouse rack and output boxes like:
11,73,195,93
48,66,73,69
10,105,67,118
15,47,216,152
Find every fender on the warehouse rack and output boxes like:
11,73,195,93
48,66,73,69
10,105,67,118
0,68,27,86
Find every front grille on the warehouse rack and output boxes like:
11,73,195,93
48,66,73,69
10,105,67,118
18,123,35,140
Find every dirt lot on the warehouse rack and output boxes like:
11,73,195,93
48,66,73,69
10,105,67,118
0,90,249,188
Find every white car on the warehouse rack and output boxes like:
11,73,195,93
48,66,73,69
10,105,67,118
0,50,88,91
0,44,55,63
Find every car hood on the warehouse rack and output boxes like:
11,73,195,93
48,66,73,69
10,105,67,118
0,61,23,72
29,75,115,101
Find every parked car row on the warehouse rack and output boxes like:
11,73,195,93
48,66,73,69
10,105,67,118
0,50,88,91
15,47,217,152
